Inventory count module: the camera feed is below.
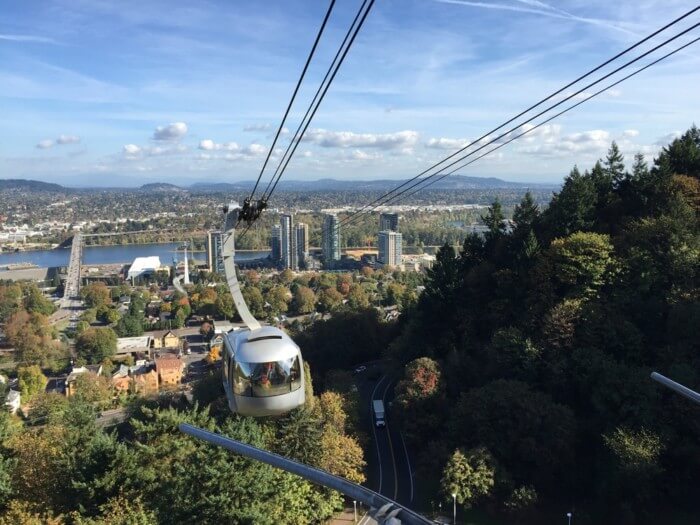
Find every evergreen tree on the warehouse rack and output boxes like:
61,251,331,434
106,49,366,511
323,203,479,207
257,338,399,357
605,141,626,187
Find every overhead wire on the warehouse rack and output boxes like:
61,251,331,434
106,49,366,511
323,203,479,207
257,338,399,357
340,14,700,227
246,0,337,202
261,0,376,202
239,0,374,245
394,35,700,204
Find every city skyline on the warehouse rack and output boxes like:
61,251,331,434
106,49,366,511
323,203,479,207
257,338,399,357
2,1,698,186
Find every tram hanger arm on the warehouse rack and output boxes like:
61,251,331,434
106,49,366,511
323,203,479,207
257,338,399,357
222,203,261,331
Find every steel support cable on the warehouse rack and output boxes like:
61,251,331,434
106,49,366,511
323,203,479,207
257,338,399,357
339,5,700,226
263,0,376,202
340,20,700,227
389,35,700,205
247,0,337,201
261,0,371,200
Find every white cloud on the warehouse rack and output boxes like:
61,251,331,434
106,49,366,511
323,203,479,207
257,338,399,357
350,150,382,161
152,122,188,141
243,123,272,132
198,139,240,151
36,134,81,149
518,128,611,157
243,143,266,155
304,129,419,149
123,143,187,159
426,137,470,149
655,131,681,146
56,134,81,144
0,34,57,44
622,129,639,138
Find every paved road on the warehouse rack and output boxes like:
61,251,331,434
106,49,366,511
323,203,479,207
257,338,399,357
356,365,415,511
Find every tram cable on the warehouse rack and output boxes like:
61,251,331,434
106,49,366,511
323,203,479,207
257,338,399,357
340,13,700,226
391,35,700,206
238,0,375,245
261,0,375,203
240,0,336,224
338,6,700,227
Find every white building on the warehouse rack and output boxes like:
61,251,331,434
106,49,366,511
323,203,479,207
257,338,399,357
127,256,162,280
378,230,402,267
5,390,20,414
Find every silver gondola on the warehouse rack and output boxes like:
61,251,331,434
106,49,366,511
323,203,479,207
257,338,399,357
220,203,305,416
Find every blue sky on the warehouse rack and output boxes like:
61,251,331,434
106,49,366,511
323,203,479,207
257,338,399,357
1,0,698,187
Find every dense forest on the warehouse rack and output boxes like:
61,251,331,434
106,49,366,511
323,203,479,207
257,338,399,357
387,127,700,523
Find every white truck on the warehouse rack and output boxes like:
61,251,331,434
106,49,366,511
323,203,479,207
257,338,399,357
373,400,385,428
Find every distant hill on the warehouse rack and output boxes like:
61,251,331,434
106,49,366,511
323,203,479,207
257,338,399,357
139,183,187,192
189,175,552,193
0,179,66,192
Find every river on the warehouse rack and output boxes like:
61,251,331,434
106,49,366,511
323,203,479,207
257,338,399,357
0,243,270,268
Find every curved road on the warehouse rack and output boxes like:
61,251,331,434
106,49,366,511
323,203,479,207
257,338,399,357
358,366,415,518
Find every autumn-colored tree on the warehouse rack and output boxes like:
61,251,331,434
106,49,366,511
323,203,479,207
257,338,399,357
441,447,496,507
317,287,343,313
206,346,221,364
73,373,113,409
346,284,369,309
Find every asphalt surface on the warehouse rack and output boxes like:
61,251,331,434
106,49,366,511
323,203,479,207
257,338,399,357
356,364,415,511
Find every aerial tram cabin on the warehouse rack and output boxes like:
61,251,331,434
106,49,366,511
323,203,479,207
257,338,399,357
222,326,305,416
219,202,306,417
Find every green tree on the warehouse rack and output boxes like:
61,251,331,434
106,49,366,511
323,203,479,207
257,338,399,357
292,286,316,315
482,198,505,241
18,365,47,401
0,283,23,322
544,231,617,298
346,284,369,310
441,448,495,507
22,283,56,316
73,373,113,409
241,285,265,319
115,314,144,337
605,141,626,187
76,327,117,364
80,282,112,309
215,291,235,319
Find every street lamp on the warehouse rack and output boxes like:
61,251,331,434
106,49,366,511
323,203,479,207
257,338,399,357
353,500,357,523
567,512,573,525
452,493,457,525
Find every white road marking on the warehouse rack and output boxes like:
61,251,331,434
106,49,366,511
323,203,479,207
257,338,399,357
399,430,414,504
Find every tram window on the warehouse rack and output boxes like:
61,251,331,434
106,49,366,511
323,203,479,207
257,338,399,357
232,357,302,397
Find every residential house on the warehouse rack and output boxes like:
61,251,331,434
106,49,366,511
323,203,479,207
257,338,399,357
5,390,20,414
111,364,131,394
132,367,159,395
155,355,185,387
66,365,103,397
116,336,153,360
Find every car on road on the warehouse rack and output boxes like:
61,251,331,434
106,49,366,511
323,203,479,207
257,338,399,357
353,365,367,375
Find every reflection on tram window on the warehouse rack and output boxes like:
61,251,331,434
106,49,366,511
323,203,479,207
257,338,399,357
233,356,302,397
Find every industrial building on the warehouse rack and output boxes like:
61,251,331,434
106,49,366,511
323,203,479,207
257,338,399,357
126,256,164,281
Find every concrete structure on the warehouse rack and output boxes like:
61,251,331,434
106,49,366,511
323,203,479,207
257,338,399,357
270,225,282,263
206,230,224,274
4,390,20,414
322,214,341,267
127,256,162,281
379,212,399,232
182,245,191,285
295,222,309,269
280,214,297,270
155,354,185,387
378,230,402,267
116,336,153,359
61,233,83,308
